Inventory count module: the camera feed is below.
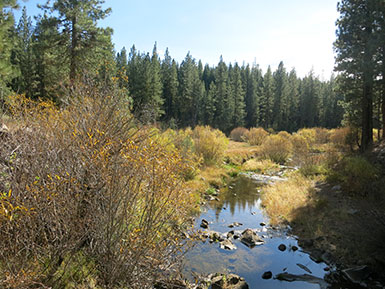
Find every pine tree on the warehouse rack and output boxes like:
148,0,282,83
41,0,112,83
161,48,178,122
272,62,289,131
213,56,231,132
0,0,17,98
12,6,37,97
287,69,300,132
229,62,246,128
243,64,257,127
261,66,274,129
334,0,379,150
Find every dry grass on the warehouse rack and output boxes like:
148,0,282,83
261,174,315,225
224,141,260,165
241,159,279,174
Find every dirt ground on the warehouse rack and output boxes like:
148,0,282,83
289,141,385,282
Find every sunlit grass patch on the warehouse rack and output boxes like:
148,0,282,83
261,173,315,225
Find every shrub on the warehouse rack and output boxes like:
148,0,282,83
161,128,201,180
329,127,358,151
229,127,248,142
244,127,268,145
329,156,379,194
0,85,196,288
277,130,291,140
314,127,330,144
261,134,292,164
297,128,316,146
191,126,229,165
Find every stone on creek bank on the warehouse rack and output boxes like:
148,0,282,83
209,273,249,289
240,229,264,247
240,172,287,185
275,273,329,289
342,265,371,286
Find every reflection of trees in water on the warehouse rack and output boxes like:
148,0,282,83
213,176,262,220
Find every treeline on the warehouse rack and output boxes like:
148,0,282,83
1,1,344,133
120,47,344,133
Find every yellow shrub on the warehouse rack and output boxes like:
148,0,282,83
261,134,292,164
161,128,201,180
297,128,316,146
229,127,249,142
244,127,269,145
277,130,291,140
0,85,197,288
329,127,353,150
314,127,330,144
192,126,229,165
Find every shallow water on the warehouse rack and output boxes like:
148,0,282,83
183,174,330,289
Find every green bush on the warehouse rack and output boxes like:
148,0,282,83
329,156,379,194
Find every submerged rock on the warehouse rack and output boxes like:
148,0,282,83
228,222,243,228
262,271,272,279
278,244,286,251
296,263,312,274
240,229,264,247
275,273,328,289
210,273,249,289
220,239,237,251
200,219,209,229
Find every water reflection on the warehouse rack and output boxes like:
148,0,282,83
213,175,263,219
183,175,329,289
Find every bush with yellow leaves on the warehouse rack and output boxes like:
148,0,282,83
0,83,197,288
229,127,249,142
191,125,229,165
261,134,293,164
243,127,269,145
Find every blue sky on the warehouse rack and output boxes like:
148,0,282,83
15,0,339,78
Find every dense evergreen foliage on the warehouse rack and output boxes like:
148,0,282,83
334,0,385,150
118,47,343,133
0,1,356,134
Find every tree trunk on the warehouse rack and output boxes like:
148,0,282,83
70,16,77,84
361,76,373,152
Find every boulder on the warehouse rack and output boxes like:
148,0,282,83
240,229,264,247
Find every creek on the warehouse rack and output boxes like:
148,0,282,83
183,173,332,289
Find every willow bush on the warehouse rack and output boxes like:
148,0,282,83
0,83,196,288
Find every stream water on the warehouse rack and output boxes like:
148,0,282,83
183,174,331,289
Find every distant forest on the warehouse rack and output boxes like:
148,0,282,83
1,0,385,144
